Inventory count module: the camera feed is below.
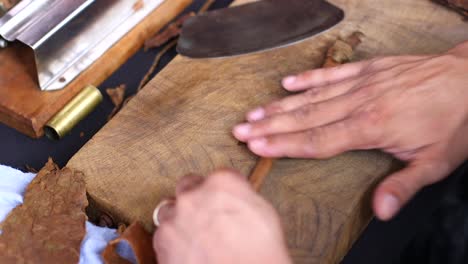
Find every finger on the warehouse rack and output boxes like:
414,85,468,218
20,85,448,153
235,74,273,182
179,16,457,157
282,60,370,91
153,225,178,263
208,169,249,184
246,118,374,158
235,95,364,142
176,174,205,195
282,55,426,92
153,199,176,226
205,169,252,194
373,162,445,221
247,77,363,122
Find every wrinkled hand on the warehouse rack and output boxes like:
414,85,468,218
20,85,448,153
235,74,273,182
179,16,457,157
233,41,468,221
153,170,291,264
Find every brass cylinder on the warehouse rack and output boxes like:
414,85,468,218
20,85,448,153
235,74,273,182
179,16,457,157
45,85,102,140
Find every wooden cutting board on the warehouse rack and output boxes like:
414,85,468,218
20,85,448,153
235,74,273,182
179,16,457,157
68,0,468,263
0,0,192,138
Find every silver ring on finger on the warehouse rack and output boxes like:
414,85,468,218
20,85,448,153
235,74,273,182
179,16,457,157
153,199,172,227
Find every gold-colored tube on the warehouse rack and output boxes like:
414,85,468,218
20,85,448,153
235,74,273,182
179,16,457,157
45,85,102,140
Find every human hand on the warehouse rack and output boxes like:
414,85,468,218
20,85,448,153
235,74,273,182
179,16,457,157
233,41,468,221
153,170,291,264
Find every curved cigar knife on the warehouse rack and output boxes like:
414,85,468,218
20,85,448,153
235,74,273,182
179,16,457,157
177,0,344,58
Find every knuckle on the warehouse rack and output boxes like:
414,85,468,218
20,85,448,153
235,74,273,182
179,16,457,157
365,57,390,72
353,104,386,144
356,103,387,127
292,104,316,121
210,189,231,205
304,88,321,100
303,127,340,158
367,70,394,84
353,84,377,101
365,56,407,72
264,101,284,114
301,69,317,79
251,118,271,133
417,162,447,185
297,70,316,82
436,53,458,66
302,129,322,156
383,177,417,201
352,81,387,103
208,169,243,187
200,187,237,211
176,194,196,213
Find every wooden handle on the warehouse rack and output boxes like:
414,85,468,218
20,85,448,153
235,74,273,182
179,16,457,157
248,32,364,191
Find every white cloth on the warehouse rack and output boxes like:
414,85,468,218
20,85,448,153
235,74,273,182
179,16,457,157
0,165,119,264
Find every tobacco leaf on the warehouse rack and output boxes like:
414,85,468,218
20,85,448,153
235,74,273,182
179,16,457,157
102,222,156,264
0,159,88,264
138,39,178,91
144,12,195,51
323,32,364,68
98,213,115,228
24,164,38,173
106,84,127,120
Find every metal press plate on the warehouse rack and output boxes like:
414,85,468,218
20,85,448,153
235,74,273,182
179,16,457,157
0,0,165,91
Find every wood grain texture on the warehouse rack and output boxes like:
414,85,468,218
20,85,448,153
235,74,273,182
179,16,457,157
68,0,468,263
0,0,192,138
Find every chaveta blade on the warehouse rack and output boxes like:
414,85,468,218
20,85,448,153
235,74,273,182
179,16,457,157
177,0,344,58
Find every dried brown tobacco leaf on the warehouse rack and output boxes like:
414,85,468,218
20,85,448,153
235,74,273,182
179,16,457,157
144,12,195,51
102,222,156,264
107,84,126,107
106,84,127,120
24,164,38,173
0,159,88,264
133,0,144,11
323,31,364,68
138,39,178,91
98,213,115,228
117,223,127,234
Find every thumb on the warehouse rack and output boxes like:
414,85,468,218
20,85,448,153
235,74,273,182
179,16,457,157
373,162,445,221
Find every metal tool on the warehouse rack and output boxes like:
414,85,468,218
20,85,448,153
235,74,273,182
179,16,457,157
0,0,165,91
177,0,344,58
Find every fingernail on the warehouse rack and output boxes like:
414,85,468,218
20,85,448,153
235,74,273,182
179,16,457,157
247,108,265,121
282,76,297,86
380,194,400,220
234,123,251,137
249,138,267,149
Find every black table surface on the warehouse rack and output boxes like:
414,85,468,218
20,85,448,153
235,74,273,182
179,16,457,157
0,1,455,263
